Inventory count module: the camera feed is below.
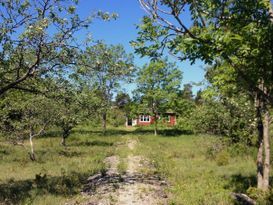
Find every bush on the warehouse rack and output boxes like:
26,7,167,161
108,108,126,127
175,117,194,133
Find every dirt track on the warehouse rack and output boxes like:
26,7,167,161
80,139,168,205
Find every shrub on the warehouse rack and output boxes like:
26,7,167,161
175,117,194,133
108,108,126,127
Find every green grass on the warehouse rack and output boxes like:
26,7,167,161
0,126,265,204
134,133,257,205
0,127,126,205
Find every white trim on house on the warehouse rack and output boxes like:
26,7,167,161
132,119,137,126
139,115,150,122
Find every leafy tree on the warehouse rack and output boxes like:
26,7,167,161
171,84,195,132
180,84,194,101
194,90,203,105
115,92,132,121
115,92,131,110
0,0,90,96
134,0,273,190
53,79,84,146
172,99,195,133
192,90,255,142
0,92,58,160
78,42,134,134
134,58,182,135
108,107,127,127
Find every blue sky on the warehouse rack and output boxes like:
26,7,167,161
76,0,205,94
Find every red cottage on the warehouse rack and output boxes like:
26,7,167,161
126,112,176,127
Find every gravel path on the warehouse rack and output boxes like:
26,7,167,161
79,139,168,205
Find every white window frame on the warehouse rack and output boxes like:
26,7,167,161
140,115,150,122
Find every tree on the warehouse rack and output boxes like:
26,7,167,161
0,0,119,97
172,88,196,133
191,88,255,143
53,79,83,146
115,92,131,110
0,0,94,96
194,90,203,105
0,92,58,160
134,58,182,135
78,42,134,134
180,83,194,101
133,0,273,191
115,92,132,122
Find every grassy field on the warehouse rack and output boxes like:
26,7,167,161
0,126,261,204
0,127,129,204
134,131,257,204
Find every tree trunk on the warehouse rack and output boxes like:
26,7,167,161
102,112,107,135
61,128,71,146
61,136,66,146
257,123,264,189
255,82,271,190
262,0,273,190
154,113,158,136
256,97,264,189
262,110,270,190
29,135,36,161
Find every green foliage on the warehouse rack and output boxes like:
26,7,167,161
115,92,132,116
174,87,257,145
175,114,194,133
131,16,169,58
0,0,94,95
53,79,86,144
0,92,58,143
134,58,182,115
191,100,230,135
134,0,273,145
107,108,126,127
77,42,135,132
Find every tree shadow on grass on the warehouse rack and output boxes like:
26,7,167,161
224,174,273,192
71,140,114,147
223,174,256,193
70,128,153,137
40,130,63,138
58,150,83,158
124,127,193,137
70,129,130,137
0,171,90,204
160,128,193,137
43,127,193,139
224,174,273,204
